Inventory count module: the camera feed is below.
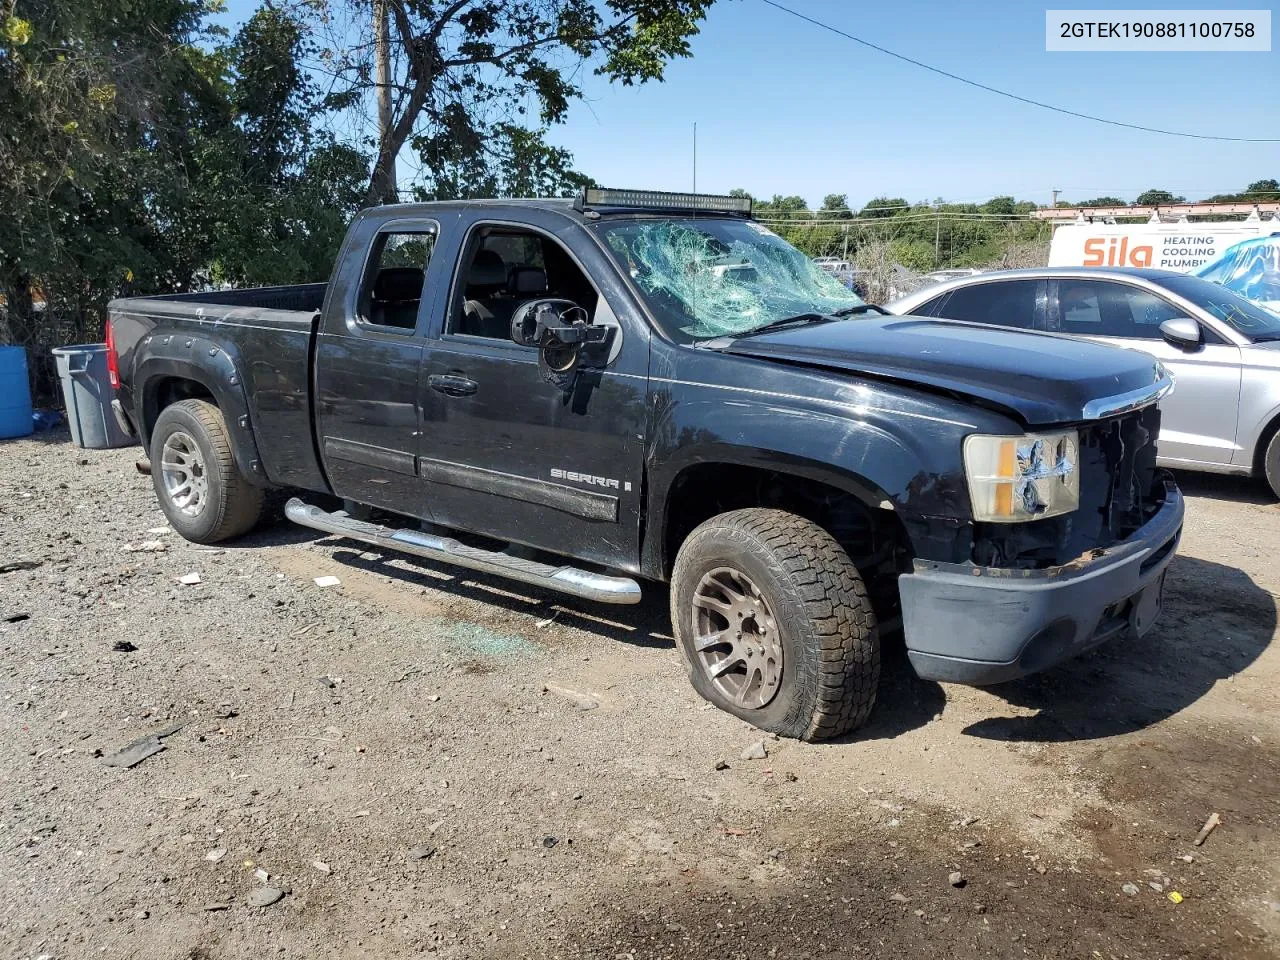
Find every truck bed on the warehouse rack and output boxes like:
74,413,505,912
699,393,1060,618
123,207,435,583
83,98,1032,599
109,283,328,492
135,282,328,315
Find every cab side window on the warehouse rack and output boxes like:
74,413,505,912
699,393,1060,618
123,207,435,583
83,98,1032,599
357,230,436,332
1057,280,1182,339
928,280,1039,330
451,227,599,340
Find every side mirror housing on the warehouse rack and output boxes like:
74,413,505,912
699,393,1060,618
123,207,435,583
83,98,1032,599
1159,317,1202,351
510,298,615,385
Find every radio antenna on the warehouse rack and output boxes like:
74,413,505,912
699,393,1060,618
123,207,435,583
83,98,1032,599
692,121,697,195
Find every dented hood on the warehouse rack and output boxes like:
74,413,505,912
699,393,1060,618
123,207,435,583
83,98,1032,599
718,316,1169,426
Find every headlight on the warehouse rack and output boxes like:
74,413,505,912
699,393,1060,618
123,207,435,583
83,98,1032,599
963,431,1080,523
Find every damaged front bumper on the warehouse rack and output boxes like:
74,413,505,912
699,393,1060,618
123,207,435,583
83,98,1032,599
899,481,1184,685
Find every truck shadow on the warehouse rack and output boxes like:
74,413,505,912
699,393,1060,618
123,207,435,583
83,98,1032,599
315,538,946,739
326,543,678,650
852,640,948,742
961,554,1275,743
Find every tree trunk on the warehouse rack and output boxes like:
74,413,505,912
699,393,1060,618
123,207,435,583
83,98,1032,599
368,0,398,205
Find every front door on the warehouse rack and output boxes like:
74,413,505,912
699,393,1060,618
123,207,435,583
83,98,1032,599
418,216,649,572
314,219,440,514
1049,278,1242,466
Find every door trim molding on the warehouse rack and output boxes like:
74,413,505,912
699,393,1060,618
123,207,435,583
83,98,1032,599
419,457,618,522
324,437,417,476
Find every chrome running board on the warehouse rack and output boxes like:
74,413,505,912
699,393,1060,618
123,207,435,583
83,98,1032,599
284,498,642,605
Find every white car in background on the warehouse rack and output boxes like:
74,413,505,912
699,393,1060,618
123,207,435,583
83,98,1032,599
887,266,1280,497
920,268,983,285
813,257,854,273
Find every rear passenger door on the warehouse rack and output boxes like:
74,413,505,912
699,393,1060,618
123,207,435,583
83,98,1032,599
1047,278,1242,466
418,212,649,571
914,279,1046,331
314,218,441,514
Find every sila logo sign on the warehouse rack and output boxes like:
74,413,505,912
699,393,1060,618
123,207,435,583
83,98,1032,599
1083,236,1152,267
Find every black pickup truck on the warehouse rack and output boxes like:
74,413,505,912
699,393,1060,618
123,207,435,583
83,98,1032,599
107,188,1184,740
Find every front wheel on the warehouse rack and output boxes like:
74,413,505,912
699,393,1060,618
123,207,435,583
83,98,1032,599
1264,429,1280,501
670,508,880,741
150,399,264,543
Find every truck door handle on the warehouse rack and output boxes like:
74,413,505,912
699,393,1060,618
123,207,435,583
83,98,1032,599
428,374,478,397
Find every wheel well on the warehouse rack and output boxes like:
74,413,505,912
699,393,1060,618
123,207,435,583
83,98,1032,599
1254,411,1280,477
662,463,910,606
144,377,217,439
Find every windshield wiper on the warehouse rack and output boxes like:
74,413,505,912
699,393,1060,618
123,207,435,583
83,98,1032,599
734,313,835,338
830,303,887,317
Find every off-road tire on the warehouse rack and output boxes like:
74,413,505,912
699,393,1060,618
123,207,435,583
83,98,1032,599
1264,429,1280,501
150,399,264,544
670,508,879,741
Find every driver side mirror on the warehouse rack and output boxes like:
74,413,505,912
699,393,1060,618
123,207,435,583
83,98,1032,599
1159,317,1203,351
510,298,615,385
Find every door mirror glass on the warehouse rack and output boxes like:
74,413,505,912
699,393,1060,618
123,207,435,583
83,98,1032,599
1159,317,1203,350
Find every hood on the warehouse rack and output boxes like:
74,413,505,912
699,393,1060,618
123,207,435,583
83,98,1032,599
716,316,1170,426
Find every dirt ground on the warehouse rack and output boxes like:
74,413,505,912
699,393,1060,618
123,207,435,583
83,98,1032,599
2,432,1278,960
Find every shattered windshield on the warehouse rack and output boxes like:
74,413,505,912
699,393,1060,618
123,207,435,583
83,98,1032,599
597,218,864,342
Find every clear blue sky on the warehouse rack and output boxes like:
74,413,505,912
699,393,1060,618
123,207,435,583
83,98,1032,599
218,0,1277,208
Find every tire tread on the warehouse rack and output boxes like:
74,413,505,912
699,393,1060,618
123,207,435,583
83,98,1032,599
152,399,264,543
672,507,879,741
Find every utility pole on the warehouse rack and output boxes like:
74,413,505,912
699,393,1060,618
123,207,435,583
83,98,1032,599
373,0,396,203
934,211,940,268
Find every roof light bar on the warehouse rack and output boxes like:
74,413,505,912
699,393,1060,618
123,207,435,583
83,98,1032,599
578,187,752,217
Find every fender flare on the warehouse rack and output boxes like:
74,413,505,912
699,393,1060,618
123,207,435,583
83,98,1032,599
133,334,268,487
640,401,960,577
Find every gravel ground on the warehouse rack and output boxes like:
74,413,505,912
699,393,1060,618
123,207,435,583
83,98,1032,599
2,432,1278,960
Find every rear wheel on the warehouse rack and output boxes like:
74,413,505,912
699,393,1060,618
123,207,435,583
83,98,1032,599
1264,429,1280,501
670,508,880,741
150,399,264,543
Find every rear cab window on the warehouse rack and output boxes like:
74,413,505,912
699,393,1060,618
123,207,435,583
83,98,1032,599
356,227,438,333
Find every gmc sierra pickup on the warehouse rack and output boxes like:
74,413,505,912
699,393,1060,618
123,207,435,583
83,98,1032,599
107,188,1184,740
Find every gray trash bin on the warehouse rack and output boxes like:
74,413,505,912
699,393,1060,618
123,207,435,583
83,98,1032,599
52,344,135,449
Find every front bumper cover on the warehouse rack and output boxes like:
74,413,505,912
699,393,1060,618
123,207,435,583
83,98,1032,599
900,481,1184,685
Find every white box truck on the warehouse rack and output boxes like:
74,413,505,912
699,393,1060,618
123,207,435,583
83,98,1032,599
1048,221,1266,273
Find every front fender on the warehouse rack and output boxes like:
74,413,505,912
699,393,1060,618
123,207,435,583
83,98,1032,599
134,334,268,487
642,394,974,575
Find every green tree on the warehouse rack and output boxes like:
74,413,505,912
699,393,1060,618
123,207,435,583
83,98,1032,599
197,7,370,284
0,0,370,385
1074,196,1126,207
1204,179,1279,202
819,193,852,219
859,196,907,218
0,0,226,354
410,122,594,201
754,195,809,218
306,0,714,204
1136,188,1185,206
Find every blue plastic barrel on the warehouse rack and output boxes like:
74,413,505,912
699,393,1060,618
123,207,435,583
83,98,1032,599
0,346,34,440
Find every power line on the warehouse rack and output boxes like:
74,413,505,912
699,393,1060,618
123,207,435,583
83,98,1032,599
759,0,1280,144
758,213,1036,225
